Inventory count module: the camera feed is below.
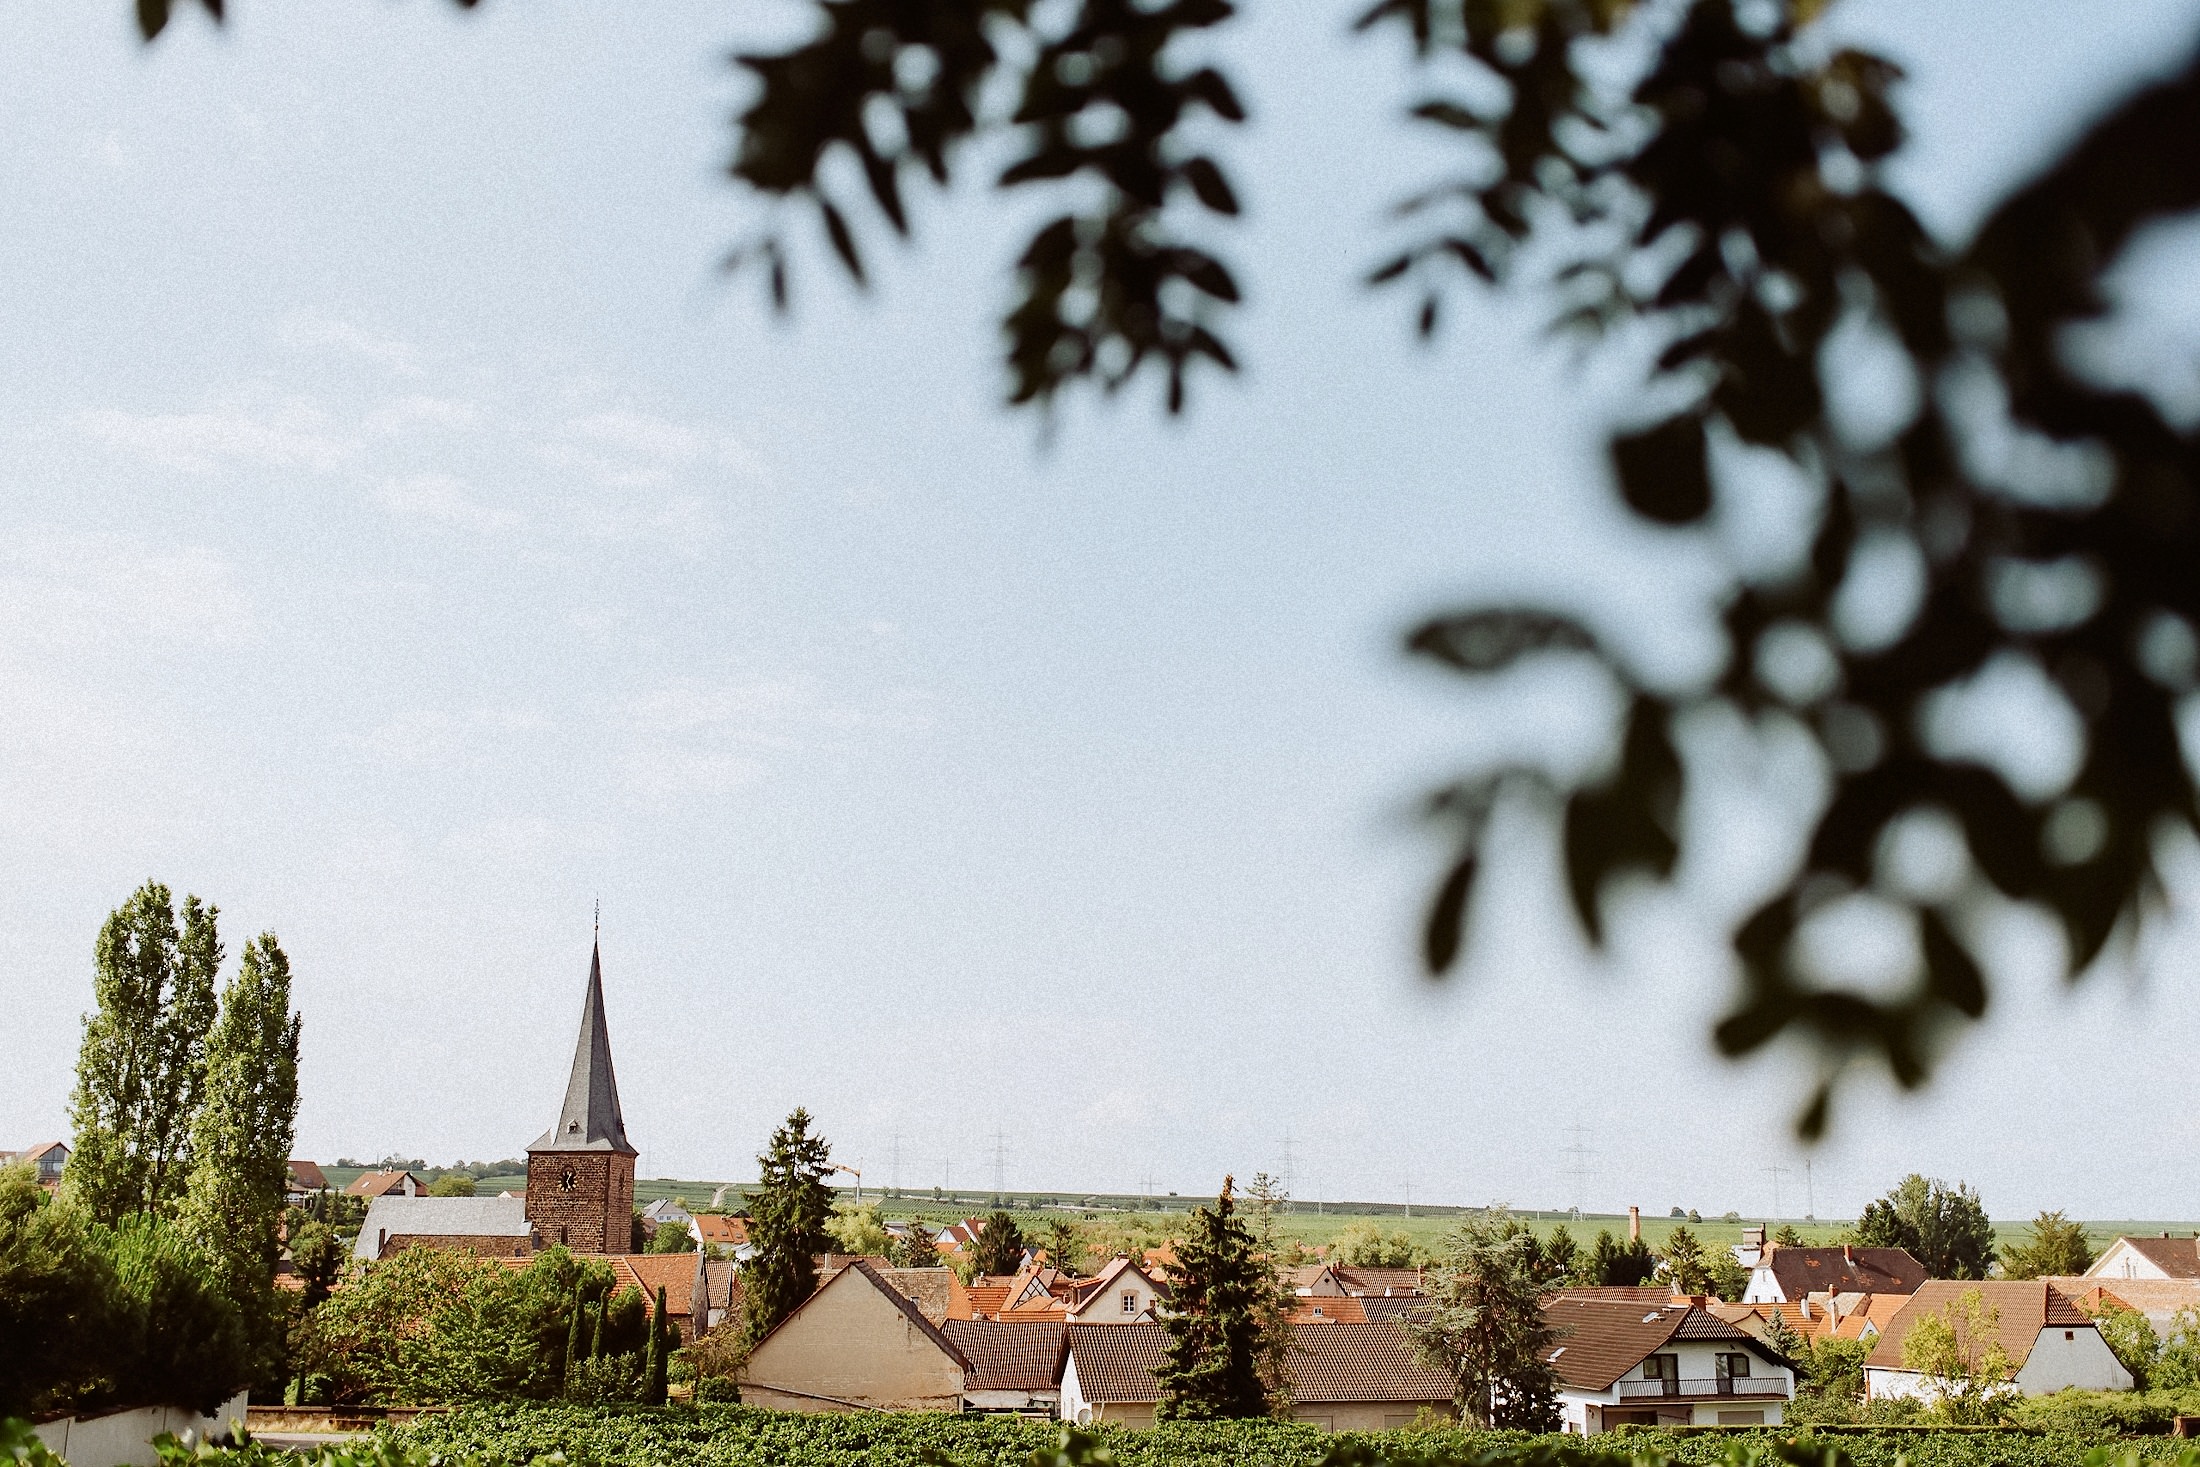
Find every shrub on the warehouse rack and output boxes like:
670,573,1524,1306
106,1214,252,1417
0,1168,118,1418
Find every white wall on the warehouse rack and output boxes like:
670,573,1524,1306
32,1395,249,1467
1741,1267,1784,1304
2016,1327,2135,1393
2090,1242,2172,1281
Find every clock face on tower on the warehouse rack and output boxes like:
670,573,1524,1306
560,1167,577,1193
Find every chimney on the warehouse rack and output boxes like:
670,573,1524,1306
1629,1206,1641,1242
1843,1244,1854,1263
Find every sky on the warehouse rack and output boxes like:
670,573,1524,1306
4,0,2200,1224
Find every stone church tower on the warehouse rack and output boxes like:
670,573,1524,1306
526,943,637,1253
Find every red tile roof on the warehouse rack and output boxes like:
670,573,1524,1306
1864,1280,2090,1371
1290,1297,1368,1325
287,1160,329,1191
608,1254,702,1317
692,1214,749,1247
346,1170,419,1198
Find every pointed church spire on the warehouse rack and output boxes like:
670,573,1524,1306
530,940,636,1155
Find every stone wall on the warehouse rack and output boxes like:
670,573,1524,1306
525,1149,634,1254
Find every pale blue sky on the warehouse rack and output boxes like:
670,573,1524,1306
4,0,2200,1221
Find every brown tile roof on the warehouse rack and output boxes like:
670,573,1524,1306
608,1254,702,1316
2054,1278,2200,1326
1865,1280,2089,1371
1827,1292,1910,1340
1360,1296,1434,1324
943,1320,1069,1392
692,1214,749,1247
1332,1266,1424,1298
1065,1322,1171,1403
2096,1237,2200,1279
1290,1296,1368,1325
287,1160,328,1190
954,1283,1014,1321
1763,1245,1925,1297
1553,1286,1685,1305
1704,1300,1829,1346
346,1170,419,1198
1540,1299,1757,1391
1288,1321,1455,1403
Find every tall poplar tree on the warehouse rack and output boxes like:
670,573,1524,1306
1155,1177,1292,1421
741,1108,835,1344
182,933,302,1313
65,884,223,1224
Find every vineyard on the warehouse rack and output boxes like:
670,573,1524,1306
384,1404,2200,1467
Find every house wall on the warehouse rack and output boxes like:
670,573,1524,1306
32,1394,249,1467
1071,1269,1163,1323
525,1150,635,1254
1741,1267,1785,1303
2015,1327,2135,1393
742,1273,965,1412
1089,1403,1157,1427
2091,1242,2173,1281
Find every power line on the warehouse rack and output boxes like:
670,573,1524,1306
889,1133,902,1197
1805,1159,1816,1222
991,1130,1007,1204
1766,1163,1791,1221
1562,1123,1595,1219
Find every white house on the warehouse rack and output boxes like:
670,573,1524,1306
2086,1236,2200,1281
1863,1281,2133,1400
1543,1298,1797,1434
1066,1255,1168,1323
1741,1244,1925,1304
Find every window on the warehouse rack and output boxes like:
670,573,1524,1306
1717,1353,1751,1378
1643,1354,1678,1381
2066,1331,2075,1340
1121,1290,1139,1314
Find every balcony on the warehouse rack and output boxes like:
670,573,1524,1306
1614,1376,1787,1400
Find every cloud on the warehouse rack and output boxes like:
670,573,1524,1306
353,707,551,768
0,531,254,650
277,313,422,376
373,473,522,534
615,677,867,801
75,403,351,475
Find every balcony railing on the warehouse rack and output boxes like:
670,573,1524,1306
1614,1376,1787,1400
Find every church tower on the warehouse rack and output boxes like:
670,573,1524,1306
525,942,638,1253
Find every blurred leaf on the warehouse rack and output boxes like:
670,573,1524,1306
1610,414,1712,525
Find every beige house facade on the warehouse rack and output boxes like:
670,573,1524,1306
742,1260,971,1412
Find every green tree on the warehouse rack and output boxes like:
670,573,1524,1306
1772,1224,1805,1247
105,1212,253,1416
1660,1225,1712,1295
1538,1226,1578,1287
1154,1177,1292,1421
825,1201,892,1258
1762,1309,1804,1362
1707,1252,1751,1303
1041,1217,1088,1276
1856,1176,1996,1279
641,1286,670,1406
1901,1287,2018,1424
741,1108,836,1344
428,1175,476,1198
180,932,301,1379
971,1210,1027,1277
288,1220,344,1311
894,1221,941,1270
2154,1306,2200,1390
2086,1298,2161,1389
0,1165,118,1418
1799,1335,1870,1402
645,1220,697,1254
1333,1219,1422,1269
1409,1208,1561,1430
66,885,223,1224
1581,1229,1657,1287
2001,1210,2094,1279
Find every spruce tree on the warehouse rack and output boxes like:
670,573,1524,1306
894,1221,940,1269
971,1210,1026,1277
181,934,302,1331
741,1108,836,1343
66,885,223,1224
1155,1177,1290,1421
563,1286,586,1382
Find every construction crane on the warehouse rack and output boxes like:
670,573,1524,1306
831,1162,862,1200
